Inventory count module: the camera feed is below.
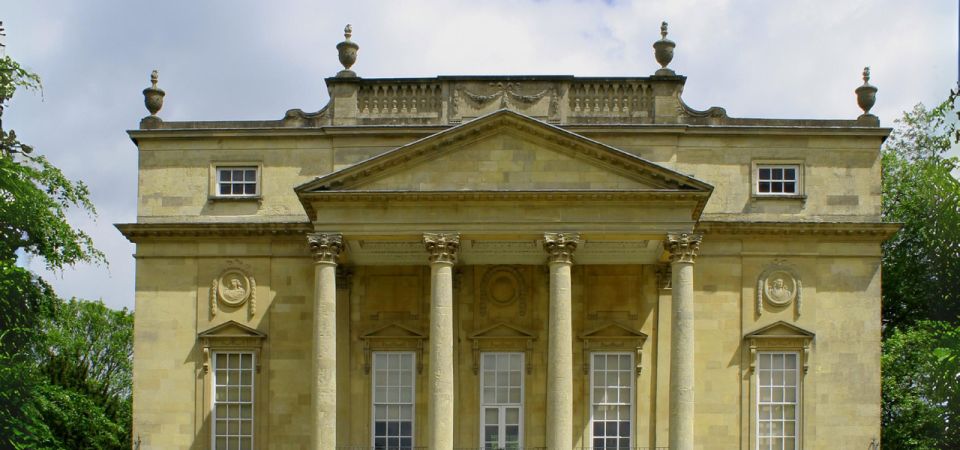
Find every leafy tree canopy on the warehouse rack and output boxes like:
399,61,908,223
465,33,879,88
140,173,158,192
0,54,128,449
880,90,960,449
881,94,960,332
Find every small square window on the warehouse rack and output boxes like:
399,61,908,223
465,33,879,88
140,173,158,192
755,164,801,196
216,167,259,197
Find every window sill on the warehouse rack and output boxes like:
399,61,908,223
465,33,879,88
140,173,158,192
750,194,807,201
208,195,262,202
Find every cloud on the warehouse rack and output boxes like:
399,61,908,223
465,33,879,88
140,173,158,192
3,0,956,310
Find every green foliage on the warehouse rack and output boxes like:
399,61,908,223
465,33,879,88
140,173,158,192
0,54,130,448
0,118,103,271
882,321,960,449
40,299,133,447
881,90,960,448
881,95,960,332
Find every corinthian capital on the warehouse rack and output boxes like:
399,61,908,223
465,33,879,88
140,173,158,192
307,233,343,264
543,232,581,264
423,233,460,265
666,232,702,264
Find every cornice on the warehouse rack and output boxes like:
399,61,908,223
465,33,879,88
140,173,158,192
299,189,711,221
697,220,901,240
127,123,891,146
294,109,714,194
115,222,312,242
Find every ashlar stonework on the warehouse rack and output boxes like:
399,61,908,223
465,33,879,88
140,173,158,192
119,23,896,450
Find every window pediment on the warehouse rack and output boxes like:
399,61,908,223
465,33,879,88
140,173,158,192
579,322,648,375
744,321,814,373
468,322,537,374
198,320,267,373
360,323,427,374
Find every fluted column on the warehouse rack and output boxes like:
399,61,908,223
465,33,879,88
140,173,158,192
423,233,459,450
307,233,343,450
543,232,580,450
666,232,701,450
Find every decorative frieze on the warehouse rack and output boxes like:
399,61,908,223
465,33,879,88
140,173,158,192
543,232,581,264
423,232,460,264
307,233,343,264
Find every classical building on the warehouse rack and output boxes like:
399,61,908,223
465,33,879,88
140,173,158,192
119,24,895,450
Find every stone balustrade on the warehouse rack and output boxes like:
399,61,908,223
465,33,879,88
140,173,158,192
319,75,685,127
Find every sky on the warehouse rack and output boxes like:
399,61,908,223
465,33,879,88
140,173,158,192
3,0,957,311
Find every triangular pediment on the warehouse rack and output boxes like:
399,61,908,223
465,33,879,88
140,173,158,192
469,322,537,340
296,110,712,193
581,322,648,340
198,320,266,339
360,323,426,340
744,321,815,339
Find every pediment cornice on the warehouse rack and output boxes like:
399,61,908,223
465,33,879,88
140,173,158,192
295,109,713,194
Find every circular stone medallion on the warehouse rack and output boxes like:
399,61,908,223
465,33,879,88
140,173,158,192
218,269,252,307
482,266,524,306
763,271,797,306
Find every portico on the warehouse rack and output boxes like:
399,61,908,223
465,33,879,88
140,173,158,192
297,110,710,448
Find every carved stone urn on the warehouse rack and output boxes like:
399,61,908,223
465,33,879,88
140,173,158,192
653,21,676,76
855,66,877,117
142,70,165,117
336,24,359,77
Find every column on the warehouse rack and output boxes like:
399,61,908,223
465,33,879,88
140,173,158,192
423,232,459,450
543,232,580,450
307,233,343,450
666,232,701,450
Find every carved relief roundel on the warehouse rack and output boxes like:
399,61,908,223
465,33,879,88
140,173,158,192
762,271,797,306
217,269,252,307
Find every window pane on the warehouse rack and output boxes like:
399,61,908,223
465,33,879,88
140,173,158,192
217,167,258,197
757,165,801,196
480,353,524,448
372,352,415,449
757,352,799,449
591,352,632,449
212,352,254,449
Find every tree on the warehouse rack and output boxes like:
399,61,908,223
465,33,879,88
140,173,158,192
880,92,960,449
37,299,133,449
880,94,960,332
882,321,960,449
0,53,115,448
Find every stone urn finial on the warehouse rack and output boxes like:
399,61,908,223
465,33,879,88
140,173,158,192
336,24,359,78
855,66,878,118
653,21,676,76
142,69,165,120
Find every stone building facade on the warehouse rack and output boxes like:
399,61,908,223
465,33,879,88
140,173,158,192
119,25,895,450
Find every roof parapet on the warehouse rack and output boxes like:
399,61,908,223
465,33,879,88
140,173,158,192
137,23,882,130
